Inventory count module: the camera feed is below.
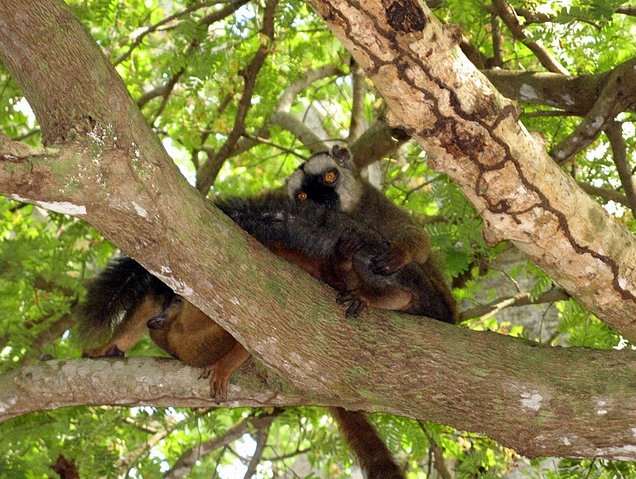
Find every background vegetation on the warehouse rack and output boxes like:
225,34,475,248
1,0,635,477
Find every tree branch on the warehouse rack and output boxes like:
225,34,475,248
135,0,249,108
490,13,504,69
482,63,636,115
551,58,636,164
347,62,367,142
195,0,278,192
605,121,636,217
243,416,274,479
577,182,630,208
2,0,636,464
164,411,280,479
491,0,569,75
460,288,570,322
1,354,635,460
306,0,636,341
114,1,230,66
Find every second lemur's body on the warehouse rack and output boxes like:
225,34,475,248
78,193,408,479
287,146,457,323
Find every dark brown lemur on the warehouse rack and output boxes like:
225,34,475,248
79,193,412,479
286,145,458,323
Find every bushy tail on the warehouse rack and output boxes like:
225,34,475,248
330,407,404,479
77,256,173,345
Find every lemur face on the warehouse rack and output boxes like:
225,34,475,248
286,148,362,212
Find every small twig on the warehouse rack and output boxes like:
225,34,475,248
243,418,274,479
196,0,278,192
460,288,570,322
241,133,307,160
418,422,453,479
551,58,636,164
522,109,574,118
605,121,636,217
492,0,569,75
11,128,41,141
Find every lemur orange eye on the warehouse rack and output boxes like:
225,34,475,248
297,192,308,201
323,170,337,183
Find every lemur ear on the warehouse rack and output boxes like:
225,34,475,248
331,145,353,169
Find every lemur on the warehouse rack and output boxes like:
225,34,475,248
79,193,429,479
286,145,457,324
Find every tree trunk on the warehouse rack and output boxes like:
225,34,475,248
306,0,636,342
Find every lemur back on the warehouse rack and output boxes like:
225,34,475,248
287,146,458,323
78,193,407,478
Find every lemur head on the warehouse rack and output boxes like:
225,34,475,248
286,146,363,212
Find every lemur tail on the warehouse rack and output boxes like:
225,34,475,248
77,256,173,344
330,407,404,479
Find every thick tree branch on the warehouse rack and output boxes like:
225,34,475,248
482,64,635,115
2,0,636,463
1,352,635,460
348,118,409,169
306,0,636,341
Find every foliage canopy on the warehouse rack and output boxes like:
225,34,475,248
1,0,635,477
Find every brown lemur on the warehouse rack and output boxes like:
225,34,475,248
287,145,458,324
80,156,457,478
79,193,423,479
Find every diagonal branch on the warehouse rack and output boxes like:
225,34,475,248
460,288,570,322
306,0,636,341
492,0,569,75
114,1,228,66
243,416,274,479
195,0,278,193
164,411,280,479
605,121,636,217
135,0,249,109
576,181,630,208
551,58,636,164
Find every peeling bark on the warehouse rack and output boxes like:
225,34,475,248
306,0,636,341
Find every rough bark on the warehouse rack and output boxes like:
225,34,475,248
1,346,636,461
305,0,636,342
1,0,636,461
